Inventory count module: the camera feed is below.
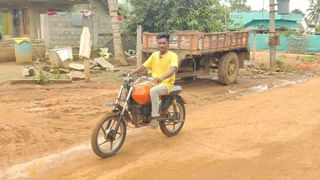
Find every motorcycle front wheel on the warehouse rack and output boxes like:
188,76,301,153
91,113,127,158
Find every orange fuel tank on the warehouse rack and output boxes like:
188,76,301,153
132,84,152,105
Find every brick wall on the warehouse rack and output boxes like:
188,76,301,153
31,39,46,60
41,13,113,49
0,39,45,62
0,40,15,62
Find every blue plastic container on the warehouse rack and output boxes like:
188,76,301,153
14,38,32,64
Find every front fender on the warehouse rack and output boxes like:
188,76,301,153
105,103,120,108
105,104,131,122
105,103,122,112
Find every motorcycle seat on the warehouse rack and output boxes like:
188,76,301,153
160,86,182,99
168,85,182,96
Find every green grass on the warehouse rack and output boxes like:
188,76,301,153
283,65,298,73
55,70,61,80
296,56,317,62
38,71,50,85
258,62,266,69
276,59,284,69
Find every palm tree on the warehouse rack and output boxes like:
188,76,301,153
308,0,320,26
107,0,128,65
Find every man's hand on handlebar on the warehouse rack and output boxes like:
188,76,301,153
127,65,146,77
153,77,163,84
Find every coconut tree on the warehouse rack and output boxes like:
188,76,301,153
107,0,128,65
308,0,320,26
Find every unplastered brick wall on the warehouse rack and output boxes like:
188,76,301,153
0,40,15,62
41,14,113,49
0,39,45,62
31,39,45,60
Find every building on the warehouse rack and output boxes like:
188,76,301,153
230,12,320,54
230,12,306,33
0,0,109,39
0,0,114,62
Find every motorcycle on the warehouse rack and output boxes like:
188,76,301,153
91,74,186,158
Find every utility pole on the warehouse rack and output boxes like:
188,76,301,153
136,25,142,67
269,0,276,72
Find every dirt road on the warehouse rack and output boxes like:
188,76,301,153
1,76,320,180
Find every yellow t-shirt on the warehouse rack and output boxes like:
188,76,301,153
143,51,178,93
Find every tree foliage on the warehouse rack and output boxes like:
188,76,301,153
118,2,130,16
227,0,251,12
125,0,225,33
308,0,320,26
291,9,305,16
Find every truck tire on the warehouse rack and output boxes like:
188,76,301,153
218,52,239,85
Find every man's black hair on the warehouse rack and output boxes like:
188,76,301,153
157,33,170,41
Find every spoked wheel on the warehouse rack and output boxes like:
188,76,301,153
91,113,127,158
160,98,186,137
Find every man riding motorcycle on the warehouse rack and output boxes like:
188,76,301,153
129,33,178,129
91,33,185,158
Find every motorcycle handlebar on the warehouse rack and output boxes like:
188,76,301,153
122,73,133,83
122,73,131,77
134,76,154,86
122,73,154,85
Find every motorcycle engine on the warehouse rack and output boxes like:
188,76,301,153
128,100,151,126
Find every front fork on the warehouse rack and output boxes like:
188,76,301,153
113,86,133,132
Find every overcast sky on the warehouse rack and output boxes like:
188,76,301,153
119,0,311,14
247,0,310,13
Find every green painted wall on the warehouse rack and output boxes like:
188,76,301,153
249,34,320,53
245,20,297,29
308,36,320,53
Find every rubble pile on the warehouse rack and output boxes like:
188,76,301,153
24,55,119,81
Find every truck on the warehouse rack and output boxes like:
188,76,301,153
142,31,250,85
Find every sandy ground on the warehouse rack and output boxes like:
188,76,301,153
0,51,320,179
0,62,26,84
250,51,320,72
2,76,319,180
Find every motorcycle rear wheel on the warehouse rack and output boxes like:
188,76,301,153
160,98,186,137
91,113,127,158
